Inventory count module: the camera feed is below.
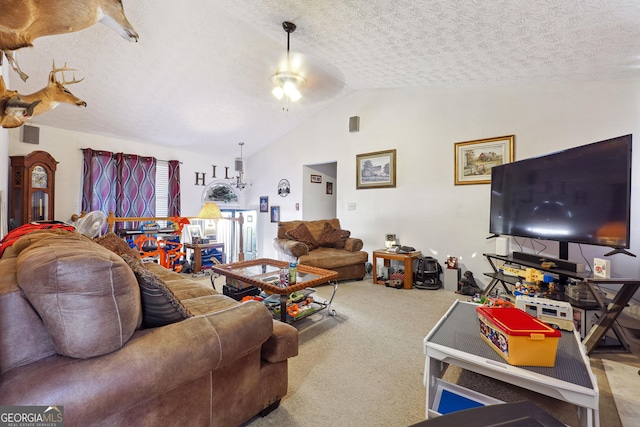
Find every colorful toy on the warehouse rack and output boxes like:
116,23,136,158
483,296,514,308
515,295,573,331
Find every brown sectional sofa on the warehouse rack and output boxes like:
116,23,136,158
0,229,298,426
273,218,368,281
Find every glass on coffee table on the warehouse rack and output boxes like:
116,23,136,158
212,258,339,323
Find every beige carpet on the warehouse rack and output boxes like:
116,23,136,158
601,359,640,427
203,275,640,426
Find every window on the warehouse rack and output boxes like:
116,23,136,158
156,160,169,218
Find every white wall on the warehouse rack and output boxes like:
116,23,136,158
5,78,640,287
7,125,239,222
246,79,640,285
303,162,337,220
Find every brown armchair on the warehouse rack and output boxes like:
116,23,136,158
273,219,368,281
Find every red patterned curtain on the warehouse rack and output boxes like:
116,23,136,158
168,160,181,216
81,149,157,226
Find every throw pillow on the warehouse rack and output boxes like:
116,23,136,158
317,223,351,249
122,255,191,328
94,232,144,266
285,223,319,250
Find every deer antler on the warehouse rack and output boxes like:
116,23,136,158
50,60,85,85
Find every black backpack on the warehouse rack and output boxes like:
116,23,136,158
414,257,443,290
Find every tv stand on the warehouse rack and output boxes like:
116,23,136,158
603,247,637,257
483,253,640,354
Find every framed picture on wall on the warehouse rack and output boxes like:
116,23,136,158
356,149,397,189
454,135,514,185
326,182,333,194
311,174,322,183
270,206,280,223
259,196,268,212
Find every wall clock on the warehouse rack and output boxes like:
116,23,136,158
278,179,290,197
9,151,58,226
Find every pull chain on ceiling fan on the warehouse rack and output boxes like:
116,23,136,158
271,21,306,111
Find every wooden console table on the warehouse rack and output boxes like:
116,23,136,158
184,242,225,272
372,249,422,289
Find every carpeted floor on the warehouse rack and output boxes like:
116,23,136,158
202,274,640,426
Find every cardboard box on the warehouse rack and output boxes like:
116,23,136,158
476,306,561,367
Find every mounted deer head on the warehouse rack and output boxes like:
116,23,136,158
0,0,138,81
0,61,87,129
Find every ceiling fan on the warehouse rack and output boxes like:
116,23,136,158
271,22,305,110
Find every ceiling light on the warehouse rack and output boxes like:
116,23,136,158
272,22,305,111
229,142,247,190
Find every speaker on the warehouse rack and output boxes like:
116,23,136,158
349,116,360,133
21,125,40,144
496,237,510,256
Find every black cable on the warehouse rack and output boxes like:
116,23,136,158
530,238,547,255
577,244,593,275
512,237,523,252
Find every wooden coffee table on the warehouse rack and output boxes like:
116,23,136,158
212,258,339,323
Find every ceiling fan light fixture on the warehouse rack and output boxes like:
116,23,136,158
271,71,305,106
289,89,302,102
272,86,284,100
271,21,305,110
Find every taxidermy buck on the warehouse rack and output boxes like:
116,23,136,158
0,61,86,128
0,0,138,81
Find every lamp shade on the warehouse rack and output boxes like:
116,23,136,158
197,202,223,220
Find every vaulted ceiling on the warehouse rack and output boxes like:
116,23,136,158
6,0,640,157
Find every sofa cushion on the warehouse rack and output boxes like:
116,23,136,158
299,247,368,270
122,255,192,328
285,223,319,250
0,255,56,374
16,233,142,359
317,223,351,249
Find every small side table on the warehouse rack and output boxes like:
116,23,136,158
184,242,225,272
372,249,422,289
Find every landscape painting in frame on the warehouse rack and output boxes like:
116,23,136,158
356,149,396,189
454,135,514,185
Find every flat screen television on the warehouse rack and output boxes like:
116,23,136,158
489,134,632,255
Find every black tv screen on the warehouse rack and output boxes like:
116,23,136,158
489,135,632,249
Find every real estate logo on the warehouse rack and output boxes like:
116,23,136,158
0,406,64,427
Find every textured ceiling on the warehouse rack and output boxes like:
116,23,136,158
6,0,640,157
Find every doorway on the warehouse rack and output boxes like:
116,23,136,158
303,162,337,220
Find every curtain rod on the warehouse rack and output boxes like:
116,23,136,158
80,148,182,164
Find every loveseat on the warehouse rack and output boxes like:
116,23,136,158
273,218,368,281
0,229,298,426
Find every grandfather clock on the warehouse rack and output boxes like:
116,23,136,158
9,151,58,226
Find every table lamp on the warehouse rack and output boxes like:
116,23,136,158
197,202,224,221
196,202,245,262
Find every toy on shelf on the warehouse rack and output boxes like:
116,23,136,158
513,281,540,297
514,295,573,331
482,296,514,308
501,265,554,285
